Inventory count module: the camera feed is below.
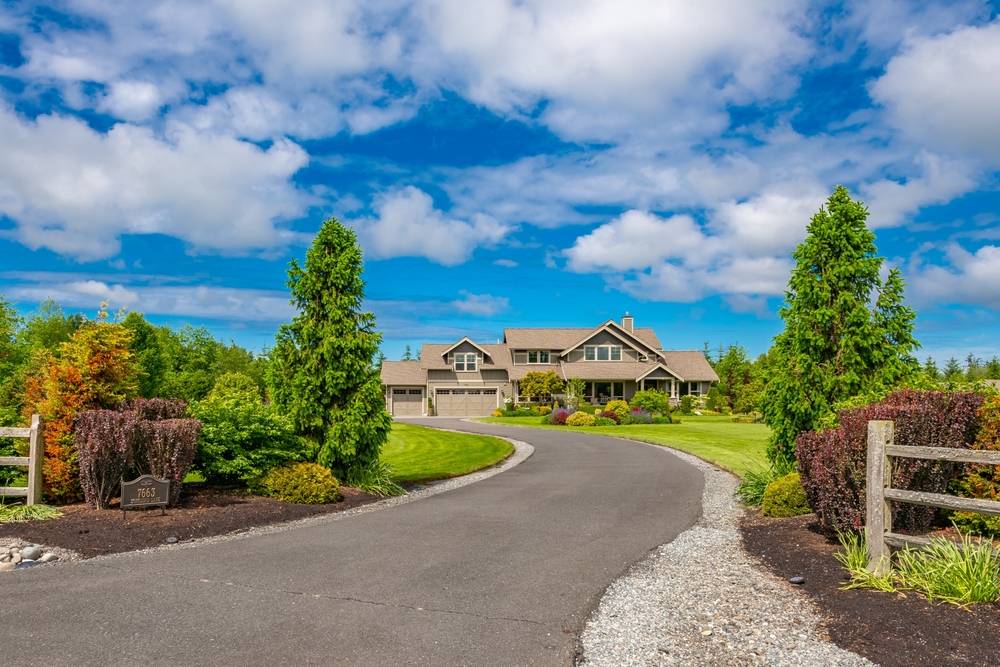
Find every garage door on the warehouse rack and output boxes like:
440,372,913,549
435,388,498,417
392,388,424,416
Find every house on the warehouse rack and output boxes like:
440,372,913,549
380,314,720,417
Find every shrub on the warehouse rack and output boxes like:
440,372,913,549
252,462,342,504
735,458,796,507
652,415,673,424
597,410,620,424
705,387,720,411
500,409,547,418
630,408,653,424
492,410,503,417
720,406,732,415
549,408,571,425
341,459,404,496
135,419,201,504
594,416,616,426
74,410,139,509
121,398,187,421
630,389,670,415
731,414,756,424
680,395,693,414
950,393,1000,536
190,387,306,484
797,390,983,533
566,411,596,426
539,406,552,415
761,472,811,517
605,400,630,421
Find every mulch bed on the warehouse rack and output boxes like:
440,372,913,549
741,511,1000,667
0,485,382,558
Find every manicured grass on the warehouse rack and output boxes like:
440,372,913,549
382,423,515,484
473,414,769,476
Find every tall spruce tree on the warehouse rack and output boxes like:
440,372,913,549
761,186,919,465
270,219,390,477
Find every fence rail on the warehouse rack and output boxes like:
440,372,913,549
0,414,44,505
866,420,1000,574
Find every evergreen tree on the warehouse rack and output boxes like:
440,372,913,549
987,356,1000,379
923,356,940,380
943,357,963,381
760,186,919,465
402,345,412,361
270,218,390,477
965,353,983,381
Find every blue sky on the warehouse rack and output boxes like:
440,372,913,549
1,1,999,362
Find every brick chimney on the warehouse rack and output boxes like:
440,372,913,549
621,312,633,332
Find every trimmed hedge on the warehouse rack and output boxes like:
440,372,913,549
252,462,342,504
566,411,596,427
761,472,811,518
797,390,983,533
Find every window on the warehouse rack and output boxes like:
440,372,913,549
638,354,648,362
527,350,550,364
454,353,477,371
483,389,497,395
453,389,466,395
408,389,422,395
585,345,622,361
437,390,450,395
393,389,407,395
468,389,481,395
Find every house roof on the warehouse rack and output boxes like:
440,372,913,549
380,360,428,385
419,343,513,371
557,361,652,381
439,336,494,360
504,326,662,351
557,320,662,357
660,351,720,382
636,363,682,381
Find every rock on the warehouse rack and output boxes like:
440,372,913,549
21,546,42,560
701,629,713,636
0,562,16,572
40,553,59,563
165,537,179,544
11,553,22,564
15,560,44,570
789,576,806,585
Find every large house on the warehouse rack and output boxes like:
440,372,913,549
381,314,720,417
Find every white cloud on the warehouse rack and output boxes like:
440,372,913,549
0,105,312,261
97,81,165,121
354,186,510,266
493,259,517,268
871,20,1000,162
450,291,509,317
564,211,710,274
861,153,977,228
911,244,1000,310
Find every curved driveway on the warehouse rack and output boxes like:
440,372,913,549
1,419,703,667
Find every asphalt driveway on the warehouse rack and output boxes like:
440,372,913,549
1,419,703,667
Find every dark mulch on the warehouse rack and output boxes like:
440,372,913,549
0,485,382,558
741,511,1000,667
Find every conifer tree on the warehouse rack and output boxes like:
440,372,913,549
761,186,919,465
270,219,390,477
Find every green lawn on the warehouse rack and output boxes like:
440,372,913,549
382,423,515,483
473,415,769,476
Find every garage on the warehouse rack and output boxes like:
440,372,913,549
391,387,424,416
435,388,499,417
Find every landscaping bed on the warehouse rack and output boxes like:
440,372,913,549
741,511,1000,667
0,485,382,558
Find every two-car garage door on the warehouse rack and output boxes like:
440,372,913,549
435,388,498,417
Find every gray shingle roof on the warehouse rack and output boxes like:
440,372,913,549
660,351,720,382
503,326,662,352
380,361,428,385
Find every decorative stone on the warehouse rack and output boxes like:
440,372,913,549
40,553,59,563
11,553,21,564
165,537,179,544
788,576,805,585
21,546,42,560
0,562,17,572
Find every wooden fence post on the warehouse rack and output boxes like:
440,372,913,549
26,414,44,506
866,420,893,574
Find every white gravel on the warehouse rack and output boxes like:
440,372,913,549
578,447,877,667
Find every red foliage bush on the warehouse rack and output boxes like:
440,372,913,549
121,398,188,421
796,390,983,533
550,408,571,425
598,410,620,424
134,419,201,504
75,410,139,509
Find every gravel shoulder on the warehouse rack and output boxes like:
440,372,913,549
578,446,875,667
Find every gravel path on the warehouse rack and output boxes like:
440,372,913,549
578,446,877,667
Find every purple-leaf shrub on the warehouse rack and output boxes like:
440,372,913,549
550,408,571,425
630,408,653,424
797,390,983,533
74,410,139,509
598,410,620,424
135,419,201,504
121,398,188,421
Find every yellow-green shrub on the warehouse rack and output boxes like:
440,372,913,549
566,411,596,426
605,400,629,421
539,406,552,415
253,462,342,504
761,472,811,518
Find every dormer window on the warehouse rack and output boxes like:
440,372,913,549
527,350,550,364
585,345,622,361
454,353,477,371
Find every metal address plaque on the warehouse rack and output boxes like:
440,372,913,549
121,475,170,520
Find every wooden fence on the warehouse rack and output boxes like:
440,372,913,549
0,415,45,505
865,420,1000,574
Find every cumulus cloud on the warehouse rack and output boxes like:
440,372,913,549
451,291,509,317
0,105,312,260
354,186,510,266
911,244,1000,310
871,20,1000,162
861,153,977,228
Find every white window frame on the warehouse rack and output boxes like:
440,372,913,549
526,350,550,364
584,345,622,361
454,353,477,372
